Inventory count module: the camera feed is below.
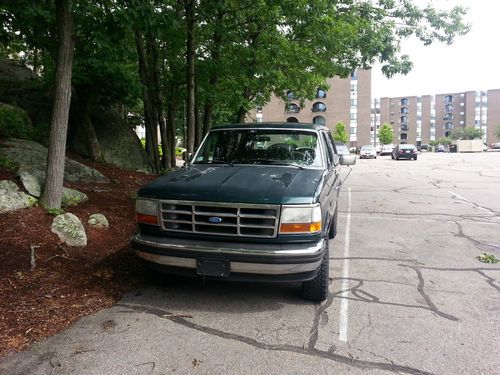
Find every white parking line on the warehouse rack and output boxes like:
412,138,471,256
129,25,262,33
339,188,351,342
448,190,495,215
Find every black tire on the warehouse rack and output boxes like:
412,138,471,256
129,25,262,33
414,156,418,160
302,239,329,302
391,154,394,160
328,205,338,239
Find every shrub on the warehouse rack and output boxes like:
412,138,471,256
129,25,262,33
0,104,33,139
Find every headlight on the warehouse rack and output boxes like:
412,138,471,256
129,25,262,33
135,198,159,226
279,205,321,234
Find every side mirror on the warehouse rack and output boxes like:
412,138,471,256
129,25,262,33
340,154,356,166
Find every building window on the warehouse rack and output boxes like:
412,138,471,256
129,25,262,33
350,127,357,134
312,116,325,125
400,133,408,140
316,89,327,99
400,116,408,123
351,71,358,79
351,99,357,107
401,98,409,106
445,131,451,137
460,120,465,125
444,122,453,130
445,104,454,112
286,117,299,123
401,124,409,131
285,103,300,113
350,113,357,121
312,102,326,112
286,90,297,99
401,107,409,114
443,113,454,121
445,95,453,103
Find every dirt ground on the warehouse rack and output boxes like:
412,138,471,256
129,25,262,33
0,156,156,359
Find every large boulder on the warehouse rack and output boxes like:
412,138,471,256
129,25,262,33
0,180,35,214
71,111,151,172
51,213,87,247
17,168,88,206
0,59,38,83
0,138,109,183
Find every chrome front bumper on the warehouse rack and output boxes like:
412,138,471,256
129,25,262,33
132,233,325,275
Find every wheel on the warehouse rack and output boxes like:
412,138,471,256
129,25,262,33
302,239,329,302
328,204,338,239
391,154,394,160
414,156,418,160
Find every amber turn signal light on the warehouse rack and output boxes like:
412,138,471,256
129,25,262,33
279,222,321,233
136,213,159,226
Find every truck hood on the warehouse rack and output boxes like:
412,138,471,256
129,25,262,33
138,165,324,204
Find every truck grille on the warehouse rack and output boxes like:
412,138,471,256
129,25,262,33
159,200,280,238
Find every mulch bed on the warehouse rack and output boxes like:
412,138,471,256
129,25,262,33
0,156,156,359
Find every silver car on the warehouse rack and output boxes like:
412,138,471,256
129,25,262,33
360,145,377,159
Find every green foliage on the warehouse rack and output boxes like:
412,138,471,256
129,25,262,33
477,253,499,264
0,155,17,170
378,123,394,145
47,207,65,216
0,105,33,139
436,137,452,145
332,122,348,144
449,127,483,140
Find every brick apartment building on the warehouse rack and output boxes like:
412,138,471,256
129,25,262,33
246,70,500,147
376,90,500,146
247,70,372,147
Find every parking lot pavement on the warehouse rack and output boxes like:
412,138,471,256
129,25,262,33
1,152,499,375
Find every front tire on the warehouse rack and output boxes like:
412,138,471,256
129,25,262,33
302,239,329,302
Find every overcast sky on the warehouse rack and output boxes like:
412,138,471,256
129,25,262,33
372,0,499,99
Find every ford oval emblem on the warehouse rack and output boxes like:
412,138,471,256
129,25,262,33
208,216,223,224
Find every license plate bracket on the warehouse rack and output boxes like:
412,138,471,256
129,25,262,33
196,259,231,277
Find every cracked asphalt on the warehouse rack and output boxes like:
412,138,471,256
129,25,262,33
1,152,500,375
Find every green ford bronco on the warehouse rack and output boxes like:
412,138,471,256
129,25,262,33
132,123,355,301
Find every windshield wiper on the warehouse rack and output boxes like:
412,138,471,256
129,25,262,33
244,159,304,170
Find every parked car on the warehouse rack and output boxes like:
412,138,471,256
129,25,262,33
132,123,356,302
490,142,500,149
375,144,382,154
335,142,351,156
359,145,377,159
437,144,445,153
392,144,418,160
380,144,394,155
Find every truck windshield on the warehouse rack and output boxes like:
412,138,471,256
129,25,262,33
193,129,323,168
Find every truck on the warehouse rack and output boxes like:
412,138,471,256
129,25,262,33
132,123,355,302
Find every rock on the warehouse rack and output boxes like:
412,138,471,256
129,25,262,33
0,59,38,83
62,188,88,207
71,111,151,172
18,167,44,197
0,138,109,183
17,168,88,206
87,213,109,229
0,180,34,214
51,213,87,247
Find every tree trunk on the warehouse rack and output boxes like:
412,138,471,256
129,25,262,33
202,8,223,135
41,0,75,209
135,30,160,172
202,102,213,136
185,0,196,155
77,87,104,162
147,33,168,170
194,83,201,148
167,86,177,169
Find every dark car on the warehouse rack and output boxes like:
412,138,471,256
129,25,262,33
392,144,418,160
132,123,355,302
